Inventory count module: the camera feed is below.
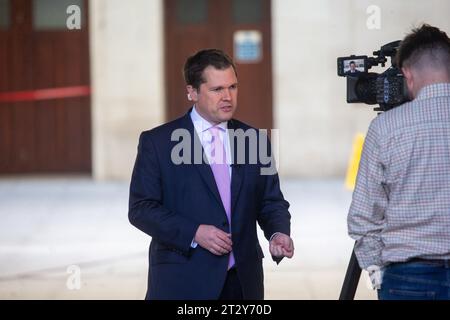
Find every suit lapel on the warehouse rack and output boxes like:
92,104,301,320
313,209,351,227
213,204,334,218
228,120,244,214
181,111,245,216
181,110,223,209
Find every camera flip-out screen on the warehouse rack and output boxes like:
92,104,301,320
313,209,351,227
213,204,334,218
337,56,368,76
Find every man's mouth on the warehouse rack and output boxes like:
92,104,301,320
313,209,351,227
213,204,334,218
220,105,233,111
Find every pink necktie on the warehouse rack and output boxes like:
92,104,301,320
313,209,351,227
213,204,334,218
208,126,235,269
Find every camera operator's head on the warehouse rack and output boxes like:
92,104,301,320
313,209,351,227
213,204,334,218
397,24,450,99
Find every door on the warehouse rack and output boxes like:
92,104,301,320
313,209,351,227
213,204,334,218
0,0,91,174
165,0,273,130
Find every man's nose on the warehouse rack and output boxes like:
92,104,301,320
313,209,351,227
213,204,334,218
222,88,231,100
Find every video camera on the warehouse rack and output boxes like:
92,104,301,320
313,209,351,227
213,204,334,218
337,41,411,112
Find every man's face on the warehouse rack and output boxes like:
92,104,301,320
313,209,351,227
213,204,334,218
350,63,356,71
187,66,238,124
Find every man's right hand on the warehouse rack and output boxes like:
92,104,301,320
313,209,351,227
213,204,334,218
194,225,232,256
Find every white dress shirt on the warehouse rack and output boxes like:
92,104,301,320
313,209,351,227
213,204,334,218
190,105,232,177
189,106,232,249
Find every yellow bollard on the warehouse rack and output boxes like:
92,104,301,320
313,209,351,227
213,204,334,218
345,133,365,190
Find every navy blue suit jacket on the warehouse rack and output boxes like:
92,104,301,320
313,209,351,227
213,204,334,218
128,110,291,300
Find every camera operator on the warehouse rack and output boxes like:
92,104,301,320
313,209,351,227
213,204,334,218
347,24,450,300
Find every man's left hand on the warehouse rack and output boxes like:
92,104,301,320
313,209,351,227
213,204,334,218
269,233,294,258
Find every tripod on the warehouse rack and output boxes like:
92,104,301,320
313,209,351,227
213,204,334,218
339,248,362,300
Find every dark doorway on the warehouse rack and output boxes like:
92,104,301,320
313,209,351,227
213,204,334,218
0,0,91,174
164,0,273,130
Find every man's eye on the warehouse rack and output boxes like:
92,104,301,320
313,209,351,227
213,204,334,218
230,85,237,90
213,88,222,92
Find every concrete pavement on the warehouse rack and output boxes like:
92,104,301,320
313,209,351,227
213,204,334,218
0,177,376,299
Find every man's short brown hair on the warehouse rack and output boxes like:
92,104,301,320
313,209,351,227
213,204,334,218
183,49,237,90
396,24,450,70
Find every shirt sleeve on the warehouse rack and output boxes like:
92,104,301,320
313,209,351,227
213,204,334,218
347,118,388,269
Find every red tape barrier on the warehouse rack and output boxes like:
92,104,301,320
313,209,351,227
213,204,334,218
0,86,91,102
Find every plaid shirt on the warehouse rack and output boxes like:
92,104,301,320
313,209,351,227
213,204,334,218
348,83,450,269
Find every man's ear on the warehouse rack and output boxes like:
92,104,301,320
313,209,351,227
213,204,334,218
402,67,412,80
186,85,198,102
402,67,414,96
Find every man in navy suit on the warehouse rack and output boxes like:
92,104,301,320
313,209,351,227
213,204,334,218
129,49,294,300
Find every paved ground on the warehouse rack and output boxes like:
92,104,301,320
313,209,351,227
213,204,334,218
0,177,376,300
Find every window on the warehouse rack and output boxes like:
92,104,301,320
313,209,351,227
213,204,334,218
0,0,10,29
176,0,207,25
233,0,262,24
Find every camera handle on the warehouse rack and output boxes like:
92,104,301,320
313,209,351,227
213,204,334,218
339,244,362,300
369,40,402,69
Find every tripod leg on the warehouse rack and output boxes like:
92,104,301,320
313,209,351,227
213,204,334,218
339,247,362,300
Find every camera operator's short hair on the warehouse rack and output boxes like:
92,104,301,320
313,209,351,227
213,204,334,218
349,61,355,65
396,24,450,70
183,49,237,90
